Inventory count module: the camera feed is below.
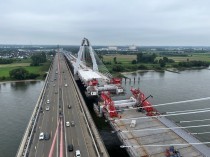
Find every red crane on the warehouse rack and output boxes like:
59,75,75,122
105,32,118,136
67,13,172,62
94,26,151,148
101,91,118,118
130,88,158,116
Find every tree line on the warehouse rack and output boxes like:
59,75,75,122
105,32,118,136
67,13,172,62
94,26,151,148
30,52,47,66
0,58,13,64
9,68,40,80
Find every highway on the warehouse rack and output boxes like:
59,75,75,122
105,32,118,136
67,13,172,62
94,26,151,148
28,53,96,157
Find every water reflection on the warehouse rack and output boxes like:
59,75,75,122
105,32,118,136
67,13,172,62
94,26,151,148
10,81,41,91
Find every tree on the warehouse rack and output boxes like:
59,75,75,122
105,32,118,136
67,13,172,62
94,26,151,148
112,65,124,72
113,57,117,64
163,57,169,62
31,52,47,66
131,60,137,64
159,59,166,67
9,68,29,80
137,53,156,63
98,54,103,62
137,53,143,63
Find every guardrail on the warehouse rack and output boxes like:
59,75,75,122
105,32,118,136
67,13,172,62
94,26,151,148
64,55,109,157
16,61,53,157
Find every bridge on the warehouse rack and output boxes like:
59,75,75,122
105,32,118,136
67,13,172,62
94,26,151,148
16,45,109,157
17,38,210,157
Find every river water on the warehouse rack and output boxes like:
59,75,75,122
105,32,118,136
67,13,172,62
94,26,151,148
0,69,210,157
0,81,44,157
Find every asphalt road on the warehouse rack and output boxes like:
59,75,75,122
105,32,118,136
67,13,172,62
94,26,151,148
28,53,95,157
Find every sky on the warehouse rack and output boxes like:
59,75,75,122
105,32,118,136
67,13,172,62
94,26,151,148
0,0,210,46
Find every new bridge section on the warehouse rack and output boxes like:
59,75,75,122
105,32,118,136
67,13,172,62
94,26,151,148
16,53,109,157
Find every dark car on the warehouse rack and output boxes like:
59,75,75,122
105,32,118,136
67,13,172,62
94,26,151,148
44,133,50,140
71,121,75,126
40,107,43,113
68,105,71,109
68,144,73,152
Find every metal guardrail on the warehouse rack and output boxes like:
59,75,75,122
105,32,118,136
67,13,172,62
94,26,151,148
16,62,53,157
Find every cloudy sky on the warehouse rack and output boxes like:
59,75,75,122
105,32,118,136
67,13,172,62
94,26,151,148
0,0,210,46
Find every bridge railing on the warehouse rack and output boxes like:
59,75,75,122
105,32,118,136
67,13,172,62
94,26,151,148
16,61,53,157
64,55,109,157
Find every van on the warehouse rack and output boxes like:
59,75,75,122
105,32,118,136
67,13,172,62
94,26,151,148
44,133,50,140
130,120,136,128
67,144,73,151
75,150,81,157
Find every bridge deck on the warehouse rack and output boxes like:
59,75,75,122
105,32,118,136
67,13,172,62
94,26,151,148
17,53,107,157
112,109,209,157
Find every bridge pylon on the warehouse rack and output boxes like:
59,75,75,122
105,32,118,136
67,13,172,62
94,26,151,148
74,38,99,75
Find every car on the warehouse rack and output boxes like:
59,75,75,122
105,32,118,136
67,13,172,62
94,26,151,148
47,100,50,104
53,84,55,87
39,132,44,140
66,121,70,127
68,105,71,109
40,107,43,113
65,84,68,87
67,144,73,152
75,150,81,157
45,106,50,111
71,121,75,127
44,133,50,140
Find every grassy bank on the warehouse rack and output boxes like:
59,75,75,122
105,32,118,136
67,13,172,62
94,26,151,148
0,61,51,81
102,53,210,76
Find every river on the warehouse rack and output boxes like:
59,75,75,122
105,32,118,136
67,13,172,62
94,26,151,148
0,69,210,157
0,81,44,157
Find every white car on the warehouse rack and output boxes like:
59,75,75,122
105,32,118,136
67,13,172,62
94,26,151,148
66,121,70,127
75,150,81,157
39,132,44,140
47,100,50,104
65,84,68,87
45,106,50,111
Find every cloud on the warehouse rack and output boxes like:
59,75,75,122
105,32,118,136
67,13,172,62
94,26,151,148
0,0,210,46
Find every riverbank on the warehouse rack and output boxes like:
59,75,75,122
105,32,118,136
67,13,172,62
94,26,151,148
0,79,43,84
119,66,210,77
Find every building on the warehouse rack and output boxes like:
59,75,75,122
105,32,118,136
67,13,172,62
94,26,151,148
128,45,137,50
108,46,118,51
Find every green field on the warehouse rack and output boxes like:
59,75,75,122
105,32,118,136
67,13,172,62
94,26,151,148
103,54,136,64
101,53,210,75
158,53,210,62
0,63,30,68
103,53,210,63
0,62,50,78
